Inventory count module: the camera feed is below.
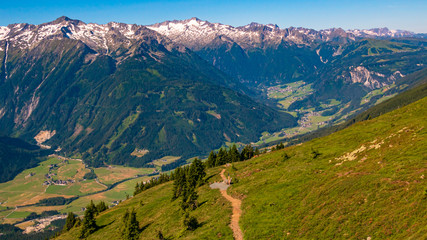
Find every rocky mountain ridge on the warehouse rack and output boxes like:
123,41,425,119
0,17,422,53
147,17,421,50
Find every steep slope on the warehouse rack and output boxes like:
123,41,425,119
285,68,427,146
229,97,427,239
0,136,52,183
55,95,426,240
0,17,296,167
56,170,234,240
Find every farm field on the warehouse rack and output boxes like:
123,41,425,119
0,156,156,224
151,156,181,167
94,165,155,185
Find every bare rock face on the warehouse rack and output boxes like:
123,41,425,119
348,66,404,90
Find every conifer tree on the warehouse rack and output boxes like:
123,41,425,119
79,201,97,238
183,213,199,231
121,208,139,240
63,212,77,232
254,147,260,156
207,151,217,168
188,158,205,187
95,201,108,214
216,148,227,166
172,167,186,199
229,145,240,162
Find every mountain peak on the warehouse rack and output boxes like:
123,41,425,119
50,16,84,25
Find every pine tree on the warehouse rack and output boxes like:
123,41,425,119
229,145,240,162
188,158,205,187
216,148,227,166
183,213,199,231
172,167,186,199
241,145,254,160
95,201,108,214
121,208,139,240
207,151,217,168
254,147,260,156
134,182,140,196
63,212,77,232
79,201,97,238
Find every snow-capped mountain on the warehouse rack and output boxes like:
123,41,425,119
0,16,420,53
147,17,419,50
0,16,184,54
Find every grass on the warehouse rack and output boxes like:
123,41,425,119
5,211,32,219
94,166,154,185
56,169,234,240
151,156,181,167
226,96,427,239
267,81,313,110
0,156,155,224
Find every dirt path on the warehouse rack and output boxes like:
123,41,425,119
219,169,243,240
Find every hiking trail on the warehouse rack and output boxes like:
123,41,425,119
210,169,243,240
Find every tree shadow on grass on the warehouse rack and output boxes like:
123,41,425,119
205,174,216,182
96,219,115,231
198,200,208,208
140,222,151,232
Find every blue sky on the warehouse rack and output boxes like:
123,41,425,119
1,0,426,32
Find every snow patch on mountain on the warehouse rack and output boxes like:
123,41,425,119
0,26,10,40
0,17,174,53
0,17,418,52
148,18,417,50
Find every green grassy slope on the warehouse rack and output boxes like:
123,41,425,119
57,96,426,239
56,169,234,239
227,96,426,239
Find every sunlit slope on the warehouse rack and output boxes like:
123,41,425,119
56,169,234,240
228,97,426,239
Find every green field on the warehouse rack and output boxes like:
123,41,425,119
0,156,156,224
5,211,32,219
267,81,314,110
151,156,181,167
94,165,154,185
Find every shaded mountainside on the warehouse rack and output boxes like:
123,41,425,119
0,17,296,167
55,93,427,240
0,136,52,183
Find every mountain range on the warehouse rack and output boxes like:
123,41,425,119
0,16,426,167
